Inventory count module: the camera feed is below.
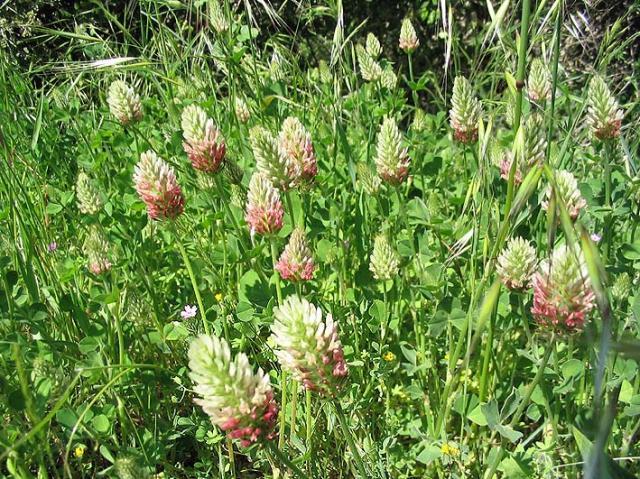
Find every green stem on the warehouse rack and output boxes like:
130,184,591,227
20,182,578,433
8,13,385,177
603,140,614,263
270,237,283,304
265,441,307,479
513,0,532,133
285,190,296,228
484,337,554,478
305,389,313,466
290,381,298,441
334,401,368,478
175,232,209,335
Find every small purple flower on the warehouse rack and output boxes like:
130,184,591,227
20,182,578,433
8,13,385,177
48,241,58,252
590,233,602,243
181,304,198,319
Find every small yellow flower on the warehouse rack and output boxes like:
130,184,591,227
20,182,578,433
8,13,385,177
74,445,86,458
383,351,396,362
215,292,223,302
440,442,460,457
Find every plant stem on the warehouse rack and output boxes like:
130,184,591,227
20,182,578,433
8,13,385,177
603,140,614,262
305,389,313,466
175,232,209,335
513,0,532,133
270,237,283,304
484,337,554,478
334,401,368,478
265,441,307,479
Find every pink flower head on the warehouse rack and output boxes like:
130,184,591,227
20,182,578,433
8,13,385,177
48,241,58,252
133,150,185,220
181,304,198,319
499,151,522,185
275,228,315,282
531,244,596,333
271,296,349,397
245,172,284,236
188,335,278,447
278,117,318,184
181,105,226,173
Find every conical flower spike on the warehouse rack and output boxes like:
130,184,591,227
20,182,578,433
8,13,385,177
527,58,551,104
76,171,104,215
181,105,226,174
276,228,315,282
209,0,228,33
133,150,185,220
586,75,623,141
250,126,298,190
356,44,382,82
235,97,250,123
542,170,586,220
381,68,398,90
370,234,400,280
496,237,537,290
107,80,142,125
188,335,278,447
366,33,382,58
522,113,547,167
375,117,410,185
449,76,481,144
399,18,419,53
271,296,348,396
83,226,111,275
531,244,595,332
278,117,317,183
245,172,284,236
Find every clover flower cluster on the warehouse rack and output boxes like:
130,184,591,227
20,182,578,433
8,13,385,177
271,296,348,396
188,335,278,447
181,105,226,174
133,151,185,220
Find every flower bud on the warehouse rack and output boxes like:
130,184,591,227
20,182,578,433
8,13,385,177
366,33,382,58
527,58,551,104
381,68,398,90
278,117,317,183
357,163,382,195
496,237,537,290
250,126,298,191
399,18,419,53
450,76,481,144
542,170,586,220
611,272,631,303
522,113,546,167
181,105,226,173
76,171,103,215
531,244,595,332
375,117,410,185
107,80,142,125
235,97,250,123
370,234,400,280
586,75,623,141
245,172,284,236
83,225,111,275
133,150,185,220
411,108,428,133
276,228,315,282
209,1,228,33
356,44,382,82
271,296,348,396
499,150,522,185
188,334,278,446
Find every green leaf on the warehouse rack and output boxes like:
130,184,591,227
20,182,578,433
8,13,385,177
45,203,64,215
92,414,110,433
416,444,442,465
561,359,585,380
